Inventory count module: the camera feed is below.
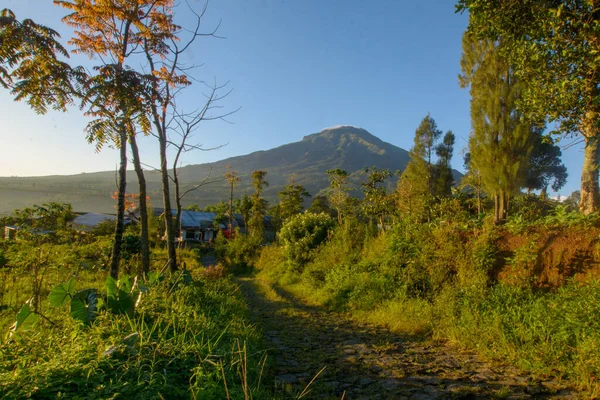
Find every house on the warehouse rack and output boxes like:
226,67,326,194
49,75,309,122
178,210,219,242
3,225,18,240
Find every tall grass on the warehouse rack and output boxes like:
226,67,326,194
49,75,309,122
0,237,275,399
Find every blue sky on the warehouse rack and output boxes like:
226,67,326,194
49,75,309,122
0,0,584,197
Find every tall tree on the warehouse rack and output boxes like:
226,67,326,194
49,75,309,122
414,114,442,194
397,146,432,222
525,129,568,197
432,130,456,197
460,152,485,216
326,168,351,225
249,170,269,240
225,166,241,234
397,116,446,221
278,178,311,221
460,31,533,223
56,0,163,278
457,0,600,214
235,193,253,234
360,167,393,228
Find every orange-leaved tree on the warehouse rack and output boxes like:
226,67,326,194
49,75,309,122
55,0,178,278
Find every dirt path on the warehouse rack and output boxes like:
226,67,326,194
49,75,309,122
237,277,577,400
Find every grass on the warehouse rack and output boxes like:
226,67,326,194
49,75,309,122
253,214,600,396
0,238,277,399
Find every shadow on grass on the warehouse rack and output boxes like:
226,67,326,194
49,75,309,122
238,277,576,400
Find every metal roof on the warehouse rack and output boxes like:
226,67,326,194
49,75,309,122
179,211,217,229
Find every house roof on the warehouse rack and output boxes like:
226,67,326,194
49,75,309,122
180,211,217,229
72,213,131,229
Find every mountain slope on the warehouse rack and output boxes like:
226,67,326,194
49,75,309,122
0,126,461,213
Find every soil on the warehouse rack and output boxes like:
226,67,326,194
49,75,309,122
238,277,578,399
495,226,600,288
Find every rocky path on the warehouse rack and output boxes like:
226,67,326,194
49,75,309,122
237,277,577,400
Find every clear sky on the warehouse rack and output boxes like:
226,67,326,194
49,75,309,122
0,0,585,197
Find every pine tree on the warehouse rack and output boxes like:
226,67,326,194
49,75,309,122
460,31,534,223
432,130,455,197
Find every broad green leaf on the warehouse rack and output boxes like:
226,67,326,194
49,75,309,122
48,278,77,307
117,289,134,316
14,301,39,331
106,276,118,301
70,289,98,325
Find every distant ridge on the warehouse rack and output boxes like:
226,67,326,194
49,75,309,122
0,126,461,213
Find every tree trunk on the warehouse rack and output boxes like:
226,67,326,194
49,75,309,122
159,132,178,271
540,185,548,200
174,166,182,242
580,136,600,215
129,135,150,276
477,176,482,216
493,193,499,224
229,181,234,236
499,190,507,222
110,129,128,279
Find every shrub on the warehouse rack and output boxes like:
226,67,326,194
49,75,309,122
278,212,334,270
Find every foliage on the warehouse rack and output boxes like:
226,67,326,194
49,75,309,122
278,181,311,221
360,167,393,226
278,212,334,270
0,272,272,398
460,31,534,222
326,168,351,225
457,0,600,214
0,8,81,113
524,130,568,194
215,232,262,273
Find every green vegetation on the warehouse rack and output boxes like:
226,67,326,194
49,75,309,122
252,199,600,394
0,214,274,399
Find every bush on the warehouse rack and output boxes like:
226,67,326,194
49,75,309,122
278,212,334,270
215,233,262,274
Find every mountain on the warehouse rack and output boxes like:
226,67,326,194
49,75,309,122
0,126,461,214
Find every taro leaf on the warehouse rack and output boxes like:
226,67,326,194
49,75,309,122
106,276,118,311
118,275,133,293
48,278,77,307
13,301,39,331
117,289,134,316
70,289,98,325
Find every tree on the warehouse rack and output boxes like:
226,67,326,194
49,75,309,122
306,195,334,217
235,193,253,233
397,147,431,222
432,131,455,197
397,116,441,221
414,114,442,194
225,166,240,234
457,0,600,214
249,170,269,240
459,152,485,216
460,31,533,223
278,178,311,221
0,9,80,114
360,167,393,228
55,0,168,278
525,129,568,197
326,168,351,225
